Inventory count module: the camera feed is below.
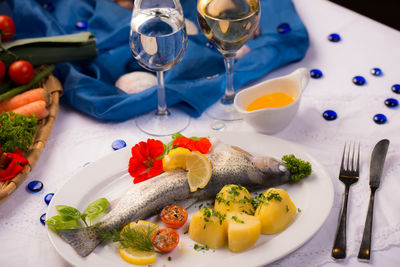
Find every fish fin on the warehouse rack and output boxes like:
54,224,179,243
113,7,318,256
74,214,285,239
57,227,101,257
231,145,253,157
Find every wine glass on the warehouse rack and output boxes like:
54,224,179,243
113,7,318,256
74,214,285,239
130,0,189,136
197,0,260,121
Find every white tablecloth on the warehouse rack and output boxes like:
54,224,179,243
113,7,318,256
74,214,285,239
1,0,400,266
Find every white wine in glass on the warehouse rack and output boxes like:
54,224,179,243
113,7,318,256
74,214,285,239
130,0,189,136
197,0,260,121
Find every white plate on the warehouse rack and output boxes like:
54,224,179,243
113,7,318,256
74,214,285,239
46,132,334,267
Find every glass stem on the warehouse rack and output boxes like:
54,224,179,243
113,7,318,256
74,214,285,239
156,71,169,116
222,54,235,104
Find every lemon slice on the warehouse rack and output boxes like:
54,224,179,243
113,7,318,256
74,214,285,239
163,147,191,171
186,151,212,192
119,220,159,265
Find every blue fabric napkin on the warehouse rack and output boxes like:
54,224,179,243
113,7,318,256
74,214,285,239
3,0,309,122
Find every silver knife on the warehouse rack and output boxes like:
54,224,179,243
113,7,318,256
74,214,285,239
357,139,390,261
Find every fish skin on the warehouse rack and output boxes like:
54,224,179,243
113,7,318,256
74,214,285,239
57,141,291,257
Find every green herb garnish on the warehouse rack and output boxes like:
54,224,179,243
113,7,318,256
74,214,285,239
194,243,209,251
200,207,226,225
231,215,244,224
45,215,80,232
46,197,110,231
81,197,110,226
0,111,37,152
102,225,157,252
282,154,312,182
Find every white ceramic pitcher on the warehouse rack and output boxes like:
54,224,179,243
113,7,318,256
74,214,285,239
234,68,310,134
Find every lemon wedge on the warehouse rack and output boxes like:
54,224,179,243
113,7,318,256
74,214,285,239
163,147,191,171
186,151,212,192
119,220,159,265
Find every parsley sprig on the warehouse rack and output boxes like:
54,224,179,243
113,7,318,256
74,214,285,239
0,111,37,152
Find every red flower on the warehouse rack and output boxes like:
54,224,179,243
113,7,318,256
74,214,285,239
173,136,211,154
128,139,164,184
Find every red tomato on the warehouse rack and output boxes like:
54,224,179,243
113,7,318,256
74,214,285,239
160,205,188,229
0,60,5,80
0,15,16,41
151,228,179,253
8,60,35,85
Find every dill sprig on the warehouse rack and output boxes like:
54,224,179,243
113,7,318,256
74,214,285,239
100,225,158,253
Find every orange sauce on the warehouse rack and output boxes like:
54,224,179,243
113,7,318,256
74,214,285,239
246,92,295,111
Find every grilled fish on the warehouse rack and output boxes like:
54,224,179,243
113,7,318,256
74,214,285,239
57,140,292,257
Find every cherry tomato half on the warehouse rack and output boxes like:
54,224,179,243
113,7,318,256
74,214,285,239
0,60,5,80
160,205,188,229
8,60,35,85
0,15,16,41
151,228,179,253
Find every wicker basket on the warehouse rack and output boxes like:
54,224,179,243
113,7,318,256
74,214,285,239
0,74,63,204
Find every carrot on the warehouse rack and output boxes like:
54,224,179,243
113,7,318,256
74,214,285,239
0,88,47,112
12,100,49,120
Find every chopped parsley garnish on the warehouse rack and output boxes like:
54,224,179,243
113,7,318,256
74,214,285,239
252,190,282,211
200,207,226,225
231,215,244,224
194,243,209,251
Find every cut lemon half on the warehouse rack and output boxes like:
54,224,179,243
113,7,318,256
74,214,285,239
186,151,212,192
163,147,191,171
119,220,159,265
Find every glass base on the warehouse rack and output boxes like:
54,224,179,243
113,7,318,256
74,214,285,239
206,100,242,121
136,107,190,136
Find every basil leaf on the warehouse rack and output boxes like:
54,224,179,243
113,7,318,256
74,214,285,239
171,132,183,140
45,215,80,232
56,205,81,219
189,136,203,141
82,198,110,224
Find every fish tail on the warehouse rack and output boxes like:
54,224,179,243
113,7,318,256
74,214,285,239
57,227,101,257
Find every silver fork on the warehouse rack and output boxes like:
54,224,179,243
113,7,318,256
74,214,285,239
332,142,360,260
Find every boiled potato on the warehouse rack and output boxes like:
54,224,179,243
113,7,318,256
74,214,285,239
188,207,227,249
227,212,261,252
214,184,254,215
255,188,296,234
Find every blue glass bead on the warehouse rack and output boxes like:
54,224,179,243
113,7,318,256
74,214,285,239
40,213,46,225
43,3,55,12
328,33,341,42
26,181,43,193
112,139,126,150
352,76,366,86
44,193,54,205
277,23,291,34
370,68,383,76
373,114,387,124
310,69,323,79
75,21,88,30
385,98,398,108
206,42,217,50
392,84,400,94
323,110,337,121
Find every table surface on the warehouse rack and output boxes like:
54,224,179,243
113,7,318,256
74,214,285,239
1,0,400,266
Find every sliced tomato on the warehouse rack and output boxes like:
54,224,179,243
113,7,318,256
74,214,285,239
160,205,188,229
151,228,179,253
